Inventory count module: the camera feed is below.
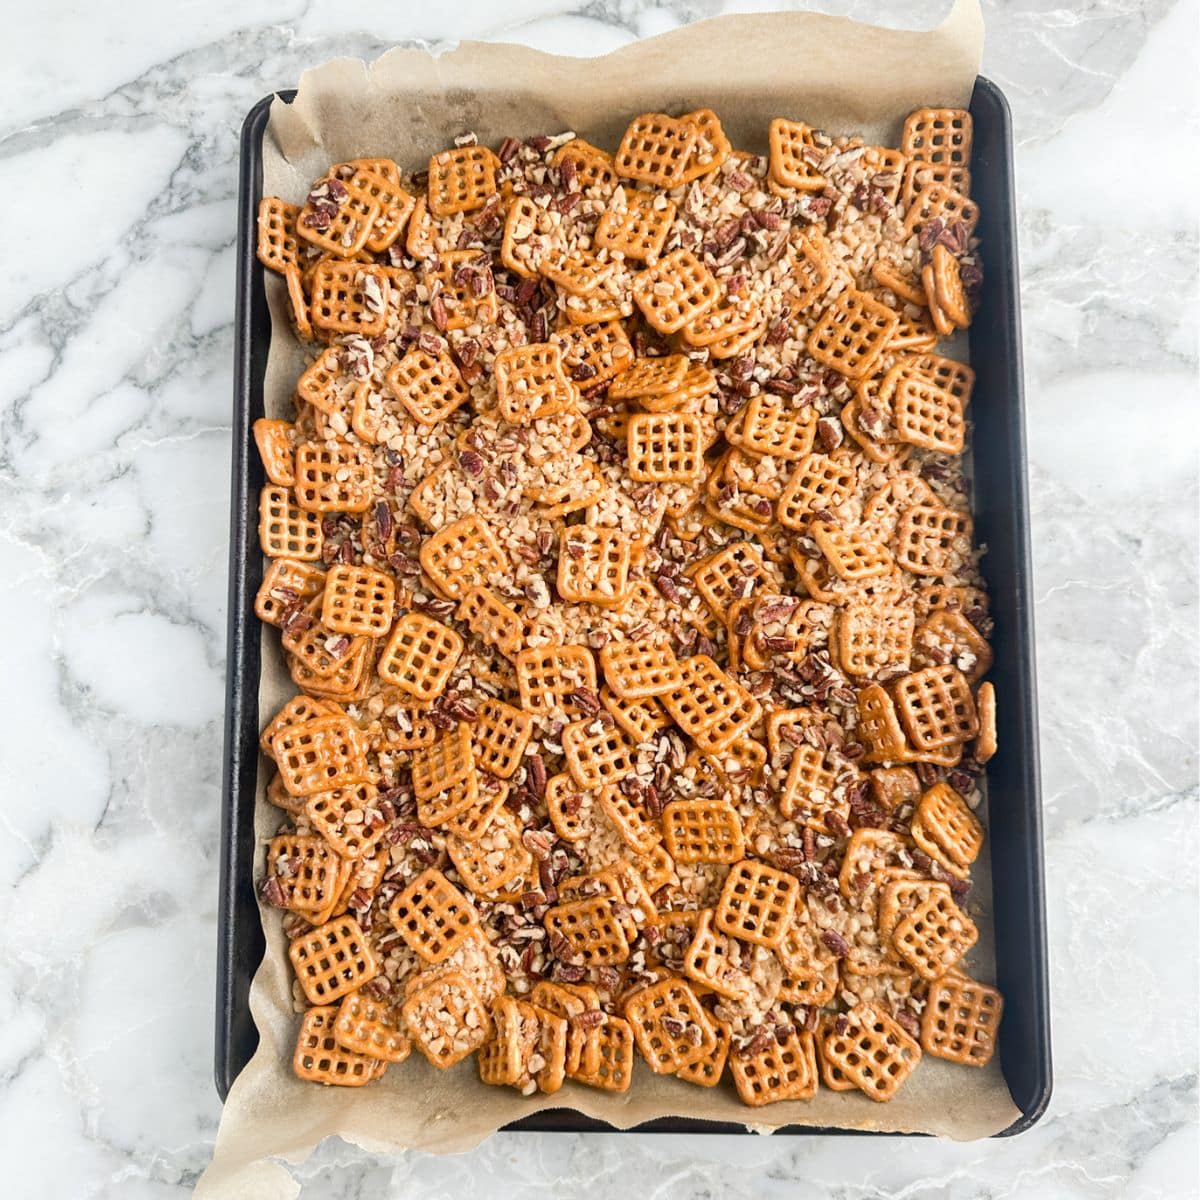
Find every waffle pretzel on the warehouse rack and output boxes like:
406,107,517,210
419,514,508,601
427,144,499,216
470,698,534,780
386,345,470,426
627,412,705,483
912,781,984,874
457,587,525,660
922,971,1002,1066
730,1028,819,1106
333,991,411,1064
768,118,826,192
623,977,717,1073
893,664,979,750
837,601,915,677
895,504,973,578
402,970,489,1067
599,639,681,699
661,799,745,865
902,108,972,168
557,525,633,606
305,784,387,861
776,451,858,528
822,1002,921,1102
515,644,597,716
595,189,676,263
377,612,463,702
273,715,366,797
264,835,342,914
297,181,380,258
321,563,395,637
289,916,377,1005
494,342,577,425
544,895,632,966
660,655,761,755
892,886,978,980
293,1006,382,1087
410,723,474,801
562,717,638,791
259,485,323,561
714,858,800,950
807,288,900,381
613,112,698,188
632,249,720,335
293,440,372,513
309,261,389,337
255,557,326,626
447,809,531,894
388,867,480,964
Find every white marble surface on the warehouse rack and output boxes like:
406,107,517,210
0,1,1196,1195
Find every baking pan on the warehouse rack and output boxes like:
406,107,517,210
217,77,1051,1135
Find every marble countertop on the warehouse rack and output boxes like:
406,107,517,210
1,1,1196,1196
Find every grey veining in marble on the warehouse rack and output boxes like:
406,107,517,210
0,2,1196,1197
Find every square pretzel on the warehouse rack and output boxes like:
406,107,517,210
662,799,745,865
714,859,799,949
427,145,499,216
264,834,343,913
253,418,296,487
893,887,978,980
471,698,534,779
609,354,688,401
419,514,508,601
895,504,973,577
255,557,326,626
401,970,489,1067
273,715,366,797
903,182,979,237
623,978,716,1073
297,183,380,257
856,684,910,762
837,602,915,677
686,541,771,620
922,972,1003,1067
544,895,631,966
632,249,720,335
626,412,705,483
739,395,817,462
293,1006,382,1087
807,288,899,381
447,809,530,894
410,723,474,801
388,867,480,964
902,107,973,167
811,521,894,582
256,196,302,273
295,347,344,414
305,783,387,861
595,190,676,263
597,784,660,855
550,319,635,386
341,159,414,254
562,717,638,791
493,342,578,425
320,564,396,637
293,441,372,513
557,526,632,606
681,910,749,1000
542,251,615,298
730,1028,819,1106
613,112,698,188
457,586,525,660
902,158,972,209
779,743,839,820
377,612,464,701
892,374,965,454
309,261,389,337
906,352,975,407
789,232,837,313
768,118,826,191
289,916,378,1005
893,664,978,750
258,485,323,560
912,781,984,871
599,639,681,699
661,654,762,755
417,773,481,829
426,250,499,331
553,137,619,193
515,644,597,715
444,775,510,843
775,451,858,529
333,991,411,1064
386,346,470,426
601,689,670,743
821,1003,921,1102
568,1015,635,1092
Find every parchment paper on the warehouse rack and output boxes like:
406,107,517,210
198,5,1019,1194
